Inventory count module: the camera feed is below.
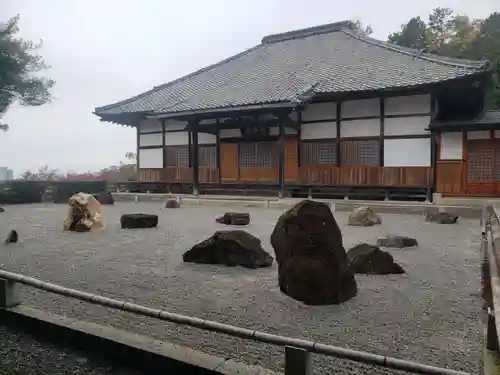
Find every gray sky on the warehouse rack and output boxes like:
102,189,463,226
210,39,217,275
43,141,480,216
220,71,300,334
1,0,498,176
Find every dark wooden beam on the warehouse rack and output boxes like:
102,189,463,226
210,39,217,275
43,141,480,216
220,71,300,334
278,115,285,199
336,102,341,166
297,111,302,167
216,118,221,183
136,122,141,180
191,120,200,196
161,119,166,172
379,98,385,167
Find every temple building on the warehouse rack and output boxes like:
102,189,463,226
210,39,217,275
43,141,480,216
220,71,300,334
94,21,496,201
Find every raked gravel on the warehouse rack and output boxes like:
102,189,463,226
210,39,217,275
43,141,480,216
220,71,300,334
0,202,483,375
0,324,142,375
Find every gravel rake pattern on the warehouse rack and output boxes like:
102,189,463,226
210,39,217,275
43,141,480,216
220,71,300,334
0,203,484,374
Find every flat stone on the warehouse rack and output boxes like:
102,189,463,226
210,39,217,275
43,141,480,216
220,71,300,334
425,212,459,224
183,230,273,268
93,192,115,205
347,243,405,274
376,235,418,249
215,212,250,226
165,199,180,208
0,206,4,213
120,213,158,229
348,206,382,227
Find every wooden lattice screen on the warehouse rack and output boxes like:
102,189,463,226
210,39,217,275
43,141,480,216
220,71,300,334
238,142,278,168
301,141,337,165
467,140,496,182
166,146,189,167
340,139,380,165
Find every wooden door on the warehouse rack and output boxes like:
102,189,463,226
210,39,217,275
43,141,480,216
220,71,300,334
220,143,238,182
238,142,279,182
284,139,298,182
466,139,500,196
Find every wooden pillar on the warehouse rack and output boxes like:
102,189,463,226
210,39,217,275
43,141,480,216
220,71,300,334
278,115,285,199
136,124,141,180
379,98,385,166
216,118,221,183
336,102,341,166
191,120,200,196
430,94,437,197
297,111,302,167
161,119,166,181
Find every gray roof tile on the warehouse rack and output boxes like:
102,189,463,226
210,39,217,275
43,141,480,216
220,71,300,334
95,21,489,117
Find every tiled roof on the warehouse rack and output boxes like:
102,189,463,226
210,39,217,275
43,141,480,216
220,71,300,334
430,110,500,130
95,21,489,118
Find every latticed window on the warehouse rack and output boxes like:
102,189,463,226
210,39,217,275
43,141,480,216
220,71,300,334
238,142,278,168
258,142,278,168
239,143,257,168
166,146,189,167
468,141,493,181
340,139,380,165
301,142,337,165
199,146,216,167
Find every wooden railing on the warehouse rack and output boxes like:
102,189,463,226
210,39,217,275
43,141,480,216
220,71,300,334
299,166,433,187
139,168,219,184
0,269,470,375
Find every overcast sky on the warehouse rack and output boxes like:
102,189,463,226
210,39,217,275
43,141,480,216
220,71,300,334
1,0,498,175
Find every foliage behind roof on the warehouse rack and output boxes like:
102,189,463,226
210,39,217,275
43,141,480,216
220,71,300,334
94,21,489,119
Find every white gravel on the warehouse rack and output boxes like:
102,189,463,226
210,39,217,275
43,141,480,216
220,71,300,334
0,202,483,374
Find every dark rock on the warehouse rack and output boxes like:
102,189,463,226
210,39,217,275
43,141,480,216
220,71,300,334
270,199,357,305
120,213,158,229
183,230,273,268
347,243,405,274
93,192,114,205
5,229,18,244
426,212,459,224
0,206,4,213
376,235,418,249
165,199,180,208
216,212,250,226
348,206,381,226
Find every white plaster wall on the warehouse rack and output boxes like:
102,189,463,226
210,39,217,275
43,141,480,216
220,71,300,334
220,129,242,138
384,138,431,167
165,132,216,145
139,133,162,147
495,130,500,138
139,119,162,133
139,148,163,168
268,126,299,136
467,130,490,139
301,122,336,139
385,94,431,116
165,121,188,131
342,98,380,118
440,132,463,160
340,119,380,137
302,102,337,121
384,116,431,136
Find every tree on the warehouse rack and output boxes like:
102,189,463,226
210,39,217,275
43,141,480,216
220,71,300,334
388,17,427,49
352,20,373,36
0,14,55,131
387,10,500,109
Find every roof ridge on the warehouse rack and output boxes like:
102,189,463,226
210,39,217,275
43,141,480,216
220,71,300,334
340,29,489,70
94,44,263,113
261,21,353,44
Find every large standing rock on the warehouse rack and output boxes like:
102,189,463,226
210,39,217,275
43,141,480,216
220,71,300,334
120,214,158,229
63,193,104,232
347,243,405,274
4,229,18,244
216,212,250,226
425,212,459,224
376,235,418,249
270,200,357,305
93,192,115,205
348,206,382,227
183,230,273,268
